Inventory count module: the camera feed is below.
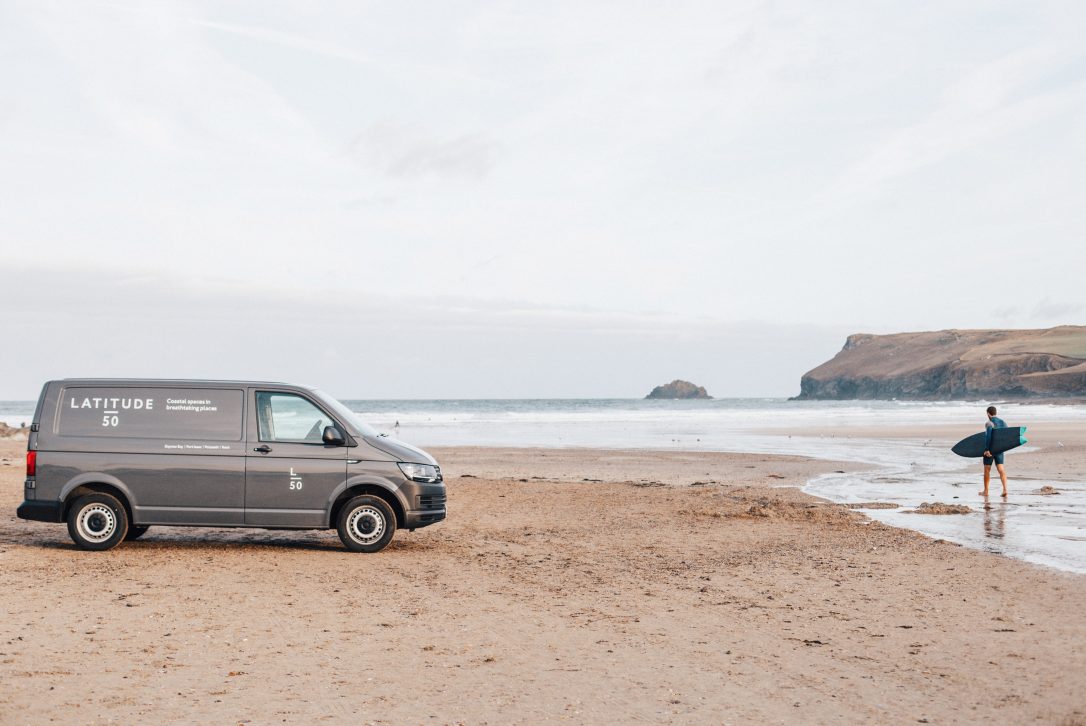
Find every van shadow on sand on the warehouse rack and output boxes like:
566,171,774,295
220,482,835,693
8,526,437,554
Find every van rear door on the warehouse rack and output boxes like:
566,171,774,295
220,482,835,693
244,389,347,527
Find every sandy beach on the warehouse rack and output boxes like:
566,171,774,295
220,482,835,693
1,438,1085,724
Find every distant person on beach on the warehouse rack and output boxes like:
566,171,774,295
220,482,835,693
981,405,1009,498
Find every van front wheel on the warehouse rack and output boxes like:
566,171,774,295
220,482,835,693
67,492,129,551
336,495,396,553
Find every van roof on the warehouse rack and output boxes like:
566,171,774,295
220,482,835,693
53,378,312,389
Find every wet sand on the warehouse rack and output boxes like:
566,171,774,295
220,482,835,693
1,440,1085,724
762,422,1086,483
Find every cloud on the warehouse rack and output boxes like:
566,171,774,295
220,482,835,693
821,44,1083,207
187,15,379,67
993,305,1021,321
1,1,1083,337
1031,299,1083,320
349,124,500,180
15,2,326,161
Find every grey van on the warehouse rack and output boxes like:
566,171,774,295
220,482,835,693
16,380,446,552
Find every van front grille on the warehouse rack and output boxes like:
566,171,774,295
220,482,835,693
419,495,446,510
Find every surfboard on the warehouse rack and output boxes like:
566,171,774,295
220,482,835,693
950,426,1028,458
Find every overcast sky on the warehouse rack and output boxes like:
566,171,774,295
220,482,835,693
1,1,1084,399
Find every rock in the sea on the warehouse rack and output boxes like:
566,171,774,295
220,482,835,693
794,325,1086,400
911,502,972,515
645,380,712,400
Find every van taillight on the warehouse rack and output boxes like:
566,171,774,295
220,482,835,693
26,450,36,477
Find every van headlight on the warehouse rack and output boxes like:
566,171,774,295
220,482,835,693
398,462,442,483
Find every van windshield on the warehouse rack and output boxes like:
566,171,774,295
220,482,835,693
311,390,380,438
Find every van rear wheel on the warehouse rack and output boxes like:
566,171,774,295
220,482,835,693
67,492,129,551
336,495,396,553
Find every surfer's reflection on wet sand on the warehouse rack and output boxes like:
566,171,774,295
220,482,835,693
983,501,1006,542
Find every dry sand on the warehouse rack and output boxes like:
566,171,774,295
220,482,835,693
1,440,1085,724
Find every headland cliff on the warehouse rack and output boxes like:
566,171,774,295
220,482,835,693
795,326,1086,400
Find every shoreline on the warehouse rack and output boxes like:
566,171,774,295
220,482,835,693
431,437,1086,574
757,423,1086,574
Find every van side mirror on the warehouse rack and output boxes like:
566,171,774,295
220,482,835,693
322,426,346,446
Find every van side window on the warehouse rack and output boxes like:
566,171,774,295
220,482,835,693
256,392,334,444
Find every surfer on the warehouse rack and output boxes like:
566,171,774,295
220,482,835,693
980,406,1009,498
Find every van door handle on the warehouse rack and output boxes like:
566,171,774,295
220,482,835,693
253,445,272,454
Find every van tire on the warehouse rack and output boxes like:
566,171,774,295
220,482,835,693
67,492,129,551
336,495,396,553
125,525,150,541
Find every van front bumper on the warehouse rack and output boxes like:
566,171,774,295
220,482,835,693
17,500,64,523
400,485,445,530
404,508,446,529
405,489,446,529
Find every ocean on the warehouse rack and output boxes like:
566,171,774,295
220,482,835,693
3,398,1084,573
